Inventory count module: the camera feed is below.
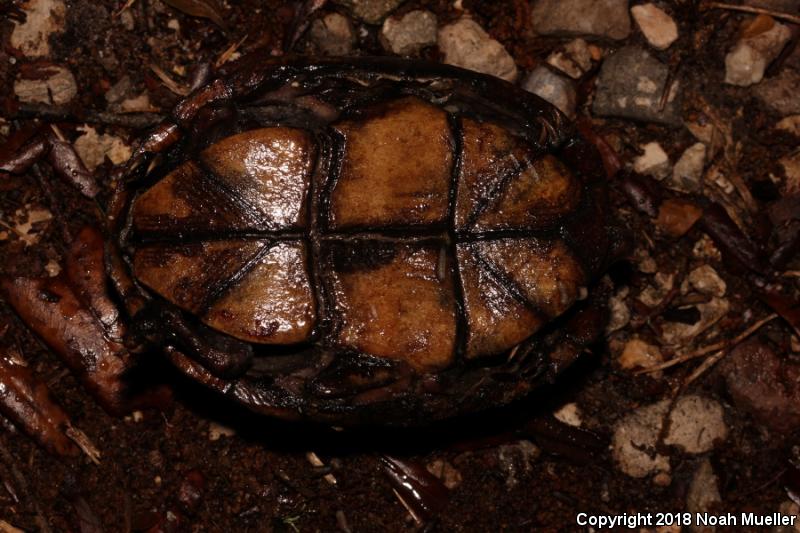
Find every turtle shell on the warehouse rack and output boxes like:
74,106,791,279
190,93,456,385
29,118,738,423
120,58,615,423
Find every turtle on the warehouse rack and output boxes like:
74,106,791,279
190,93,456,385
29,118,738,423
0,56,625,455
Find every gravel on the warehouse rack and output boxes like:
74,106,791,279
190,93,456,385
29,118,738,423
438,18,518,82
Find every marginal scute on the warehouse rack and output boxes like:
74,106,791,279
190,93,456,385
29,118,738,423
475,238,586,318
457,244,546,359
203,242,316,344
329,97,453,229
326,242,456,371
456,118,580,230
133,240,266,313
200,128,316,230
131,161,264,235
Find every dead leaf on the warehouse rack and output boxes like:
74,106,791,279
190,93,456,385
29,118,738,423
162,0,228,31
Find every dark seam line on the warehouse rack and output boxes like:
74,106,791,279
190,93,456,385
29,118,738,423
198,240,274,317
308,133,333,342
470,245,548,320
446,113,468,361
194,159,274,229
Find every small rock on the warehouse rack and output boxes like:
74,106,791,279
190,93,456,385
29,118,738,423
754,68,800,115
208,421,235,441
546,38,593,79
14,65,77,105
426,459,462,490
670,142,707,193
333,0,405,25
633,141,671,180
777,115,800,136
774,501,800,533
553,402,582,427
308,13,355,56
660,296,729,345
592,46,681,126
638,271,674,307
380,10,437,56
531,0,631,40
177,470,206,513
722,339,800,433
10,0,66,58
105,75,133,105
688,265,726,297
612,401,671,478
687,460,722,533
634,248,658,274
631,4,679,50
724,16,791,86
497,440,540,488
618,338,663,372
12,205,52,247
522,67,576,117
73,126,132,171
606,287,631,334
656,198,703,237
664,395,727,454
438,18,518,82
780,151,800,194
119,93,153,113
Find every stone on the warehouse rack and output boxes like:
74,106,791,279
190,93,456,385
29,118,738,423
592,46,681,126
687,460,722,533
334,0,405,25
546,38,593,79
777,115,800,136
522,66,576,117
724,17,791,87
781,151,800,194
656,199,703,237
381,10,437,56
688,265,726,297
633,141,671,179
531,0,630,40
10,0,65,58
497,440,540,488
664,395,727,454
670,142,707,193
631,3,679,50
618,338,663,372
426,459,462,489
14,65,77,105
606,287,631,334
754,68,800,116
553,403,582,427
612,401,671,478
308,13,355,56
722,339,800,433
438,18,518,82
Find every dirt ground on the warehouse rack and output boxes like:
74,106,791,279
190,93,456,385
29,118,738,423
1,0,800,531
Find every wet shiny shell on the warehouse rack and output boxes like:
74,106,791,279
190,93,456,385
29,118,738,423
122,58,612,422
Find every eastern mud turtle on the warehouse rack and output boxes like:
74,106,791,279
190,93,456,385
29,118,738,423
0,57,623,454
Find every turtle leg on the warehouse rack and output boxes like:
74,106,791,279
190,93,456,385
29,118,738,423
1,227,135,415
0,348,77,456
165,347,304,420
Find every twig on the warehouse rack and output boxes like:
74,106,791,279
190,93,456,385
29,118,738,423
215,33,249,68
150,64,190,96
637,313,778,374
706,2,800,25
65,425,101,465
114,0,138,17
678,349,727,391
0,441,53,533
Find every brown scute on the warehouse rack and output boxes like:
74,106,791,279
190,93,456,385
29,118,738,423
475,238,586,318
473,155,580,230
455,118,523,229
132,161,264,235
456,244,545,359
200,128,316,230
329,97,454,229
326,242,457,372
203,242,316,344
133,240,266,313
